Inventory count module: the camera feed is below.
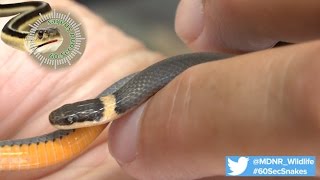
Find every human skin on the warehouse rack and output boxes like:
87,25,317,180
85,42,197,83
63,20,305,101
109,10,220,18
1,0,320,180
175,0,320,53
110,0,320,179
0,0,161,179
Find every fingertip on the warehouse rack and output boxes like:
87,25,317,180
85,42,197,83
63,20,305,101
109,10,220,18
175,0,205,45
108,104,146,164
175,0,250,53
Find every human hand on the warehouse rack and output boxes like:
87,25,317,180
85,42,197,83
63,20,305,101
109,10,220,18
108,1,320,179
0,0,162,179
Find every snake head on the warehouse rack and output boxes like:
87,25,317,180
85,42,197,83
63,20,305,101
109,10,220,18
28,27,63,54
49,99,104,129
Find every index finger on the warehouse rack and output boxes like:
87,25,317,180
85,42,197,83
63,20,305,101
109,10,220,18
175,0,320,53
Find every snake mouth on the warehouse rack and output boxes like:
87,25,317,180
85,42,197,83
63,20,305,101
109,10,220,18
37,39,59,49
31,38,63,54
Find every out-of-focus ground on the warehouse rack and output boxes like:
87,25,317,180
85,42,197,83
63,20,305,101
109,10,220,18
78,0,190,56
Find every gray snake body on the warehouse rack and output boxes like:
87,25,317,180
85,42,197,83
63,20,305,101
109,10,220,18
49,53,230,129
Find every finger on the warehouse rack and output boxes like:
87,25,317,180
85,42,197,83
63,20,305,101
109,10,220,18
109,41,320,179
175,0,320,53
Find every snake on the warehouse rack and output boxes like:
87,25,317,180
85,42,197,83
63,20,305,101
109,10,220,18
0,1,230,171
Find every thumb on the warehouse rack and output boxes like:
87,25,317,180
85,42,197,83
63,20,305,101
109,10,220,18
175,0,320,53
108,41,320,179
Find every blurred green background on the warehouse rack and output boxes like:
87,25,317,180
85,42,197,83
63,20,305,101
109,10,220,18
78,0,189,56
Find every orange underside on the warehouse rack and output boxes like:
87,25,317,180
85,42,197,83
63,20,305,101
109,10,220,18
0,125,106,170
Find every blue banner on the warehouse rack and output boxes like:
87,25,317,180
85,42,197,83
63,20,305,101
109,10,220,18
225,156,316,176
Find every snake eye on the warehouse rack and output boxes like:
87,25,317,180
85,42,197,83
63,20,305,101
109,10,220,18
38,30,44,39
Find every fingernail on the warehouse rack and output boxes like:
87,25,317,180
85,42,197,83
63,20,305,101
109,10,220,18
175,0,204,44
108,103,146,164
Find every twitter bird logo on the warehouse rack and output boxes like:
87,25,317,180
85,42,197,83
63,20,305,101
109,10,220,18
227,156,249,176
